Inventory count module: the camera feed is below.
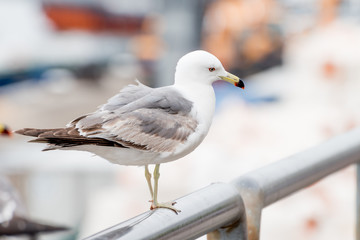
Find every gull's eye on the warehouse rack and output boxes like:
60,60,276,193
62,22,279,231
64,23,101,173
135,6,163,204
209,67,215,72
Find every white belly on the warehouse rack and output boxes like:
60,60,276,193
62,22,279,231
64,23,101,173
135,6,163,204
68,145,160,166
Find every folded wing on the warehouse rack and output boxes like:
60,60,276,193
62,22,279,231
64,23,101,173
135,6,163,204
17,82,198,153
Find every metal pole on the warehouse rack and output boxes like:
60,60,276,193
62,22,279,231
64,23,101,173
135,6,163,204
233,128,360,207
83,183,245,240
229,128,360,240
83,128,360,240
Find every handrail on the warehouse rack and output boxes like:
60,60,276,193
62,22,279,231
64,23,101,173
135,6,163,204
83,128,360,240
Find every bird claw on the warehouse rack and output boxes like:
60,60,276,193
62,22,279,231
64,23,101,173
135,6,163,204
150,201,181,214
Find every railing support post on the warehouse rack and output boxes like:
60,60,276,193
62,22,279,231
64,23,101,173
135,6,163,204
207,176,265,240
233,178,264,240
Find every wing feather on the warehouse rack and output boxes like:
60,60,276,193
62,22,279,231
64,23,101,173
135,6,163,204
72,85,198,153
16,82,198,153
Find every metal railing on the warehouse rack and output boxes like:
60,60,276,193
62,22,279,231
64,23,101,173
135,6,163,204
83,128,360,240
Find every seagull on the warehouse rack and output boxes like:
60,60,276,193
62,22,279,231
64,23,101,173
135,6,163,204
16,50,244,213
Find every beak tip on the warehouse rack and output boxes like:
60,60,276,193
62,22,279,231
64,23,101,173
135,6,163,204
237,79,245,89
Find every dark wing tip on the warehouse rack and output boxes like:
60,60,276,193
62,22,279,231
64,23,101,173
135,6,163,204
14,129,25,135
15,128,43,137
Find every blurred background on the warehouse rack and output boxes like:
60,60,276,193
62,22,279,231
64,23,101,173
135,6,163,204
1,0,360,239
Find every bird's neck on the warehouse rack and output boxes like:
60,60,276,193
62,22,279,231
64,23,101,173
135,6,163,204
174,82,216,127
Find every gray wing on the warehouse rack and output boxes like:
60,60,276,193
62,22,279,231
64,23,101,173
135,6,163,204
70,84,198,153
68,80,153,126
101,80,153,111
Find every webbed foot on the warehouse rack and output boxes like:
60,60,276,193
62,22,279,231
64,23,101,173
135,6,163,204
150,201,181,214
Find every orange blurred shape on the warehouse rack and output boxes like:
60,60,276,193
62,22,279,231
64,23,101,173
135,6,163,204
322,61,337,79
305,217,318,232
43,4,144,34
0,124,12,137
44,5,102,31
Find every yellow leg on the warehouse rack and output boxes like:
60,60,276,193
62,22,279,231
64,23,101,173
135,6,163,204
145,165,153,200
152,164,160,206
150,164,180,214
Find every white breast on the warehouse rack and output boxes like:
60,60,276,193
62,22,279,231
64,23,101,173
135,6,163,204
161,83,216,161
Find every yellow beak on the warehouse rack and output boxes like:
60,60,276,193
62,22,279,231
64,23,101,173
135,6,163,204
219,72,245,89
